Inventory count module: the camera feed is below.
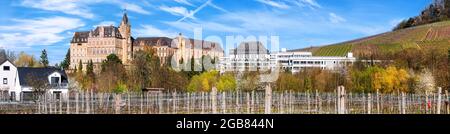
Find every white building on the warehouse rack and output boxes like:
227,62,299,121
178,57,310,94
219,43,356,73
0,60,69,101
275,50,356,73
219,41,275,72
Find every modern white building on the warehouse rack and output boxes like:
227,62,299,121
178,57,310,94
275,50,356,73
219,41,276,72
219,43,356,73
0,60,69,101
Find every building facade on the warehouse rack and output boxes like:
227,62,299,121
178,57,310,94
70,12,223,72
219,42,356,73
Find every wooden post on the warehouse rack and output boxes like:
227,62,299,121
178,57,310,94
341,86,346,114
172,91,176,114
201,92,205,114
66,93,70,114
376,89,380,114
211,87,217,114
402,92,406,114
75,92,79,114
437,87,442,114
446,90,449,114
114,94,121,114
222,92,226,114
307,91,311,114
368,93,372,114
59,96,62,114
336,86,340,114
158,93,162,114
265,84,272,114
251,91,255,113
246,92,250,114
86,90,90,114
236,91,240,113
425,91,429,114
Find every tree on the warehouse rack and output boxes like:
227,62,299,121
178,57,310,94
40,49,49,67
60,49,70,70
15,52,40,67
26,73,49,102
217,73,236,92
415,69,436,94
0,49,16,62
97,54,126,92
78,60,83,72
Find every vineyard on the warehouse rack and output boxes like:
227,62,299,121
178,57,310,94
0,87,449,114
307,21,450,57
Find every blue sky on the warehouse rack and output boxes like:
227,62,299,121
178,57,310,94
0,0,432,65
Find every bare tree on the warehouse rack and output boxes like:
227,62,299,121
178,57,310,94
26,73,50,102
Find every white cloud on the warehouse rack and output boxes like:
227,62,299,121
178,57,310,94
19,0,151,18
175,0,195,6
134,25,178,38
95,21,116,27
0,16,84,48
21,0,95,18
160,6,195,19
165,21,244,33
256,0,290,9
329,13,346,24
120,2,151,15
298,0,321,9
177,0,212,22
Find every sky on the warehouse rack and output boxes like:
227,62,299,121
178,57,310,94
0,0,433,65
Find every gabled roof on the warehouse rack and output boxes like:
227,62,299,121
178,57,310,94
133,37,173,47
0,59,16,67
17,67,68,87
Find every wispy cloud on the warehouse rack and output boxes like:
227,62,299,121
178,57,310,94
165,21,244,33
177,0,212,22
0,16,84,48
95,21,116,27
134,24,178,38
119,2,151,15
256,0,290,9
160,6,196,19
175,0,195,6
329,13,346,24
297,0,321,9
20,0,95,18
19,0,151,18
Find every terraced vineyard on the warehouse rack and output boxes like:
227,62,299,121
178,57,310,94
299,21,450,57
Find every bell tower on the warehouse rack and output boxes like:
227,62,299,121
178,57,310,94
119,9,132,64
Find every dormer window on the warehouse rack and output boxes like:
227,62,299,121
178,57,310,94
3,66,10,71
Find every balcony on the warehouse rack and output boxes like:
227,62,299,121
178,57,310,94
50,83,69,89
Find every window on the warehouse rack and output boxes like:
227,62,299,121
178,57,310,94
3,78,6,85
3,66,10,71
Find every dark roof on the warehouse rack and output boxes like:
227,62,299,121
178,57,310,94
231,41,269,55
133,37,173,47
71,31,90,43
91,26,123,38
17,67,68,87
0,59,16,67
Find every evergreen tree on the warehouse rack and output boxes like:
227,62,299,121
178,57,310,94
40,49,49,67
78,60,83,72
60,49,70,70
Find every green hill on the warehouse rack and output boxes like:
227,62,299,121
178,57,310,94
291,21,450,57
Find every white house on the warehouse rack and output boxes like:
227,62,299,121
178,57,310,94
0,60,69,101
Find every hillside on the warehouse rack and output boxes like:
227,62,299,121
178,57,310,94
291,21,450,57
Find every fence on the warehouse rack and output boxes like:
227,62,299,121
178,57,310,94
0,87,449,114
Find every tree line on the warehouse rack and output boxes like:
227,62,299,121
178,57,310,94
394,0,450,30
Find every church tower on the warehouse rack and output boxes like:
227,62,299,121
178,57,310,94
119,10,132,64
